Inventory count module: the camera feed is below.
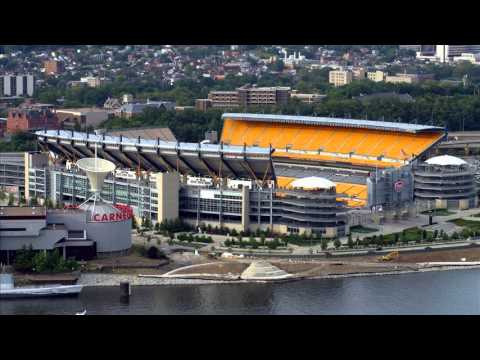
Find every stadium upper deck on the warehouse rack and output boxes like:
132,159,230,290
221,113,446,168
35,129,275,181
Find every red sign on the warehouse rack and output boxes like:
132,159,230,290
91,204,133,222
394,180,405,193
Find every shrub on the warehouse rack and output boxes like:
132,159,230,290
132,244,147,257
31,249,79,273
147,246,160,259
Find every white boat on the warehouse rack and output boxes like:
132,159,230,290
0,273,83,299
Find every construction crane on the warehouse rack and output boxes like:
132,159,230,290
378,251,400,262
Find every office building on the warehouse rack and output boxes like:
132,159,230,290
385,73,434,84
195,99,213,111
352,68,366,80
0,152,48,198
367,70,386,82
207,85,291,108
290,92,326,103
453,53,480,65
329,70,353,87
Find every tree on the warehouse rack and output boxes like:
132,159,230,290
273,59,284,72
143,216,152,230
319,239,327,250
8,193,15,206
44,198,54,209
260,234,266,246
13,245,36,272
131,216,138,230
333,239,341,249
347,235,354,249
394,233,400,244
379,234,384,246
422,229,428,241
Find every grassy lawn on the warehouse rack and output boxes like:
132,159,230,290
421,209,456,216
363,227,434,244
448,218,480,232
350,225,378,234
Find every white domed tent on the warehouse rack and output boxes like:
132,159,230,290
425,155,467,166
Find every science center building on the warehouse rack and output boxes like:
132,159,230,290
0,157,133,263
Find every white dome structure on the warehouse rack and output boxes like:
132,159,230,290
425,155,467,166
290,176,336,190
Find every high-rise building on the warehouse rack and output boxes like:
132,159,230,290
0,74,35,97
417,45,480,63
436,45,480,62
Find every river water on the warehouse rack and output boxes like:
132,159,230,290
2,269,480,315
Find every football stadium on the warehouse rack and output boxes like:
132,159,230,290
221,113,446,213
29,112,450,238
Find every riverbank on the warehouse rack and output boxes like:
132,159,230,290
13,244,480,287
76,263,480,287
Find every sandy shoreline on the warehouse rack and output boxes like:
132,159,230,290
78,264,480,287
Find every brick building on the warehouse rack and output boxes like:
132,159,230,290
44,60,65,76
7,107,60,133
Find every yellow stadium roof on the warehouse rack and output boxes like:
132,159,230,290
221,115,445,167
